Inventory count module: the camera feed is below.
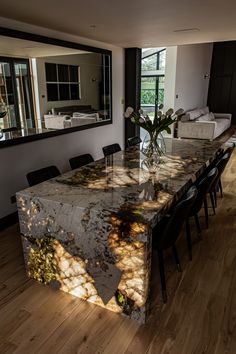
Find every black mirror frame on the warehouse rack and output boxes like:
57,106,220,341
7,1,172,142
0,27,112,148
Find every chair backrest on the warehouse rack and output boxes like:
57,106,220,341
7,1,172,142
190,167,218,215
216,152,230,176
27,165,60,187
102,143,121,157
69,153,94,170
156,186,198,250
224,143,235,157
127,136,142,147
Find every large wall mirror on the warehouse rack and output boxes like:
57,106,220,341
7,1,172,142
0,28,112,147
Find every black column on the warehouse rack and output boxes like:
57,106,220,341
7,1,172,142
125,48,141,148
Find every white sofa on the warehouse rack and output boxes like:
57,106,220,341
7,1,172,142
44,115,70,130
177,107,232,140
44,113,99,130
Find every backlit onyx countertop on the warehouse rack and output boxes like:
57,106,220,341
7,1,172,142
16,138,223,323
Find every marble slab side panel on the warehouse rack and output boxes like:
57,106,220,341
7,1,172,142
17,193,152,323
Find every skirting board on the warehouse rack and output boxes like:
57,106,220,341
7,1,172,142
0,211,19,231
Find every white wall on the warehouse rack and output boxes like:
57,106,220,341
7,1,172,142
163,46,178,137
174,43,213,111
0,19,124,219
164,46,177,110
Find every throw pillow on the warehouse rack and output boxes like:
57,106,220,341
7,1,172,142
189,109,202,120
200,106,210,115
181,114,190,122
197,112,215,122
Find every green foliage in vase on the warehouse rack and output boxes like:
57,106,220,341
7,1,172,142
124,105,184,136
27,235,57,284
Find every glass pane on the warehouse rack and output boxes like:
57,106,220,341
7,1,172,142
70,84,79,100
58,64,69,82
141,77,156,117
45,63,57,82
141,54,157,71
69,65,78,82
47,83,58,101
0,61,17,130
159,50,166,70
158,76,165,105
14,62,34,128
59,84,70,100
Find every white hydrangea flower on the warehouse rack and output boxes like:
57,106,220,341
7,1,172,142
139,117,145,123
145,115,150,121
131,117,136,123
124,106,134,118
139,109,144,115
158,103,164,110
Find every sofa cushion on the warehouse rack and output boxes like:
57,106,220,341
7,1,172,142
197,112,215,121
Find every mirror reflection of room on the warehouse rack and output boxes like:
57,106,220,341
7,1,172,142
0,35,111,135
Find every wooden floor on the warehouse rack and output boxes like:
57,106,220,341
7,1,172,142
1,151,236,353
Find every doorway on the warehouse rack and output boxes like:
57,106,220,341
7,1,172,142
0,57,34,131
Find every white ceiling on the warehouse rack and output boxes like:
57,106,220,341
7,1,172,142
0,0,236,47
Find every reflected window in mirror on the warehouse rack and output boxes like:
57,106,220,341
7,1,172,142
45,63,81,101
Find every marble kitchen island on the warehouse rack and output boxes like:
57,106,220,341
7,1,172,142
17,138,223,323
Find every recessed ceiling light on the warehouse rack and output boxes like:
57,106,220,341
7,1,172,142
173,28,200,33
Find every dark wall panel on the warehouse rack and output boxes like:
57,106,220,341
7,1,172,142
208,41,236,124
125,48,141,147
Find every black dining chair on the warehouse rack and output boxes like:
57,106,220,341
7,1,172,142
185,167,218,261
152,185,198,303
102,143,121,157
209,152,231,206
69,153,94,170
224,142,235,156
27,165,61,187
127,136,142,147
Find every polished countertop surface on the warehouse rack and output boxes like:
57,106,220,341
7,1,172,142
17,138,222,227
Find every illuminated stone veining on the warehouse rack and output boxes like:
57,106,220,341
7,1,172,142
17,138,223,323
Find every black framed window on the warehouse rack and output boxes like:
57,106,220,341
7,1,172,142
45,63,80,102
141,48,166,118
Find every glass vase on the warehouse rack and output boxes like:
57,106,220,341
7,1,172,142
141,131,166,158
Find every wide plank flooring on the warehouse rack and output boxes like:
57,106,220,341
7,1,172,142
0,149,236,353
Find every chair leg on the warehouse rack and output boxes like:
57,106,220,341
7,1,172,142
194,214,202,239
185,218,192,261
214,189,217,207
172,244,182,272
157,249,167,303
219,178,223,197
203,197,209,228
210,192,216,215
194,213,201,233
